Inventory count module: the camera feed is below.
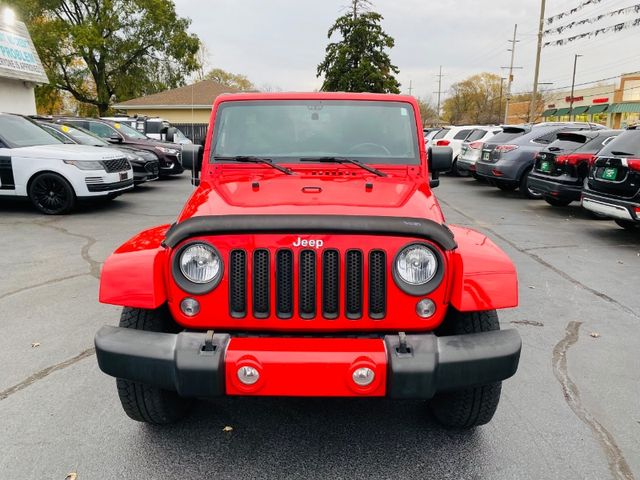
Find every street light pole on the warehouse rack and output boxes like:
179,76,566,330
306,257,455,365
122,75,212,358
498,77,505,124
569,54,583,121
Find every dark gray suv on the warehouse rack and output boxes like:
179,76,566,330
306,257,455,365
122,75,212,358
475,122,605,198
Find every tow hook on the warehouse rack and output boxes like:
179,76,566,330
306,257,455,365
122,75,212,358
397,331,412,355
203,330,216,352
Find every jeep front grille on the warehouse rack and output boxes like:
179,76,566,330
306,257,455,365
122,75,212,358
228,248,386,320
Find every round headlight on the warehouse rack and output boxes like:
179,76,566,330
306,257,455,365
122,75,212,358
179,243,221,284
395,244,438,285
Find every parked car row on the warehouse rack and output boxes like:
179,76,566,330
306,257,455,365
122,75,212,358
452,120,640,232
0,113,184,215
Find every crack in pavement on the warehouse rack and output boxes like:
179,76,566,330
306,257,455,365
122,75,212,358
439,197,635,478
440,198,640,320
553,322,634,480
34,222,102,279
0,348,96,401
0,273,90,302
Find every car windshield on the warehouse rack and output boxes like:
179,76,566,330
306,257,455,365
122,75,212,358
598,130,640,157
210,100,420,165
112,122,149,140
62,125,109,146
0,115,62,148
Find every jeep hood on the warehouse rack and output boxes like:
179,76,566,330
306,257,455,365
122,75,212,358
11,144,125,161
178,170,444,223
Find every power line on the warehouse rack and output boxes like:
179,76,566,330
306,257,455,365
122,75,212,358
433,66,445,125
503,24,522,123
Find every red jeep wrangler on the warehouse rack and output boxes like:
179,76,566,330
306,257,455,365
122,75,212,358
95,92,521,429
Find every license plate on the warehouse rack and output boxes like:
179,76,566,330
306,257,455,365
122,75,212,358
482,151,490,161
600,167,617,180
540,161,551,172
119,172,128,181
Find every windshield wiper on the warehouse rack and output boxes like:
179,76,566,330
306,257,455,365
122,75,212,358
214,156,293,175
299,157,387,177
610,150,634,156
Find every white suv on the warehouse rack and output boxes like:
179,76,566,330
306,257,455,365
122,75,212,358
0,114,134,214
430,125,485,172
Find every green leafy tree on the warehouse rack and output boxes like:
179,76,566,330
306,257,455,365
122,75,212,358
204,68,255,91
416,97,439,127
12,0,200,115
317,1,400,93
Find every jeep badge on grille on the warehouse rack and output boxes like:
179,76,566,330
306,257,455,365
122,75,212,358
292,237,324,249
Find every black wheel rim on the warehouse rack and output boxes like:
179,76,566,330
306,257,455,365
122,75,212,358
33,177,67,213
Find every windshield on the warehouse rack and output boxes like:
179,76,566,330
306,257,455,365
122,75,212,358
112,121,149,140
0,115,62,148
62,124,109,146
210,100,420,165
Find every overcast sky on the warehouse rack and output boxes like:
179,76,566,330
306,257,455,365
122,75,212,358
173,0,640,102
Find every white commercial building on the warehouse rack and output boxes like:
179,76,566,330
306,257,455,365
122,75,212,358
0,14,48,115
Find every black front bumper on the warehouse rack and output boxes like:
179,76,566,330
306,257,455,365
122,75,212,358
95,327,521,398
528,173,582,201
87,178,134,193
158,154,184,175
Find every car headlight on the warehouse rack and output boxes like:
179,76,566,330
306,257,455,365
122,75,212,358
393,243,443,295
125,153,143,162
156,146,179,155
63,160,105,170
173,242,223,294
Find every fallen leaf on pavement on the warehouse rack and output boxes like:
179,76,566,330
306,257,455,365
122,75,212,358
31,342,40,348
528,285,536,289
590,332,600,338
66,473,77,480
222,426,233,432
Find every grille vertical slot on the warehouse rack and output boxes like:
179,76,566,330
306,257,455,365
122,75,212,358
276,249,294,318
298,250,317,319
345,250,363,319
322,250,340,319
252,249,270,318
229,250,247,318
368,250,386,319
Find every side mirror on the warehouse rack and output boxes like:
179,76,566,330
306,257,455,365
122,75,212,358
109,134,122,143
164,127,176,143
428,146,453,188
181,144,203,186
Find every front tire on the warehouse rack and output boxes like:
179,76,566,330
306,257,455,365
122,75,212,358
115,306,192,424
430,309,502,429
28,172,76,214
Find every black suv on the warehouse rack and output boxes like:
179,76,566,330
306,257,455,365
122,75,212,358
55,117,183,176
38,122,159,185
528,129,621,207
582,126,640,230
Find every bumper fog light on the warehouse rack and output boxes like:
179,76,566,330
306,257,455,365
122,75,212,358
352,367,375,386
180,297,200,316
237,366,260,385
416,299,436,318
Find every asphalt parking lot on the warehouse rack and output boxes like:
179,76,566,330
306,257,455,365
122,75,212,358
1,175,639,480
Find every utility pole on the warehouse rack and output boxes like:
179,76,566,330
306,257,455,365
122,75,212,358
503,24,520,124
498,77,505,124
569,54,582,121
529,0,547,123
434,66,445,125
408,80,413,96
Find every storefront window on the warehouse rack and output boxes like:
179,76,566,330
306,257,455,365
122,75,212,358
590,113,608,125
621,112,640,128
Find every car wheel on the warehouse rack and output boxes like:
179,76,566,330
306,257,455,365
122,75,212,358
115,306,192,424
495,180,518,192
430,309,502,429
28,172,76,215
544,197,572,207
519,169,543,199
452,158,469,177
614,219,640,231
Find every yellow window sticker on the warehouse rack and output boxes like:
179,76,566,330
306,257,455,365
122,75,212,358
114,123,121,129
62,125,70,132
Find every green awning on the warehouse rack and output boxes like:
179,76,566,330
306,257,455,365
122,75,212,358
555,108,571,116
570,105,589,115
542,108,557,117
588,104,609,114
609,102,640,113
